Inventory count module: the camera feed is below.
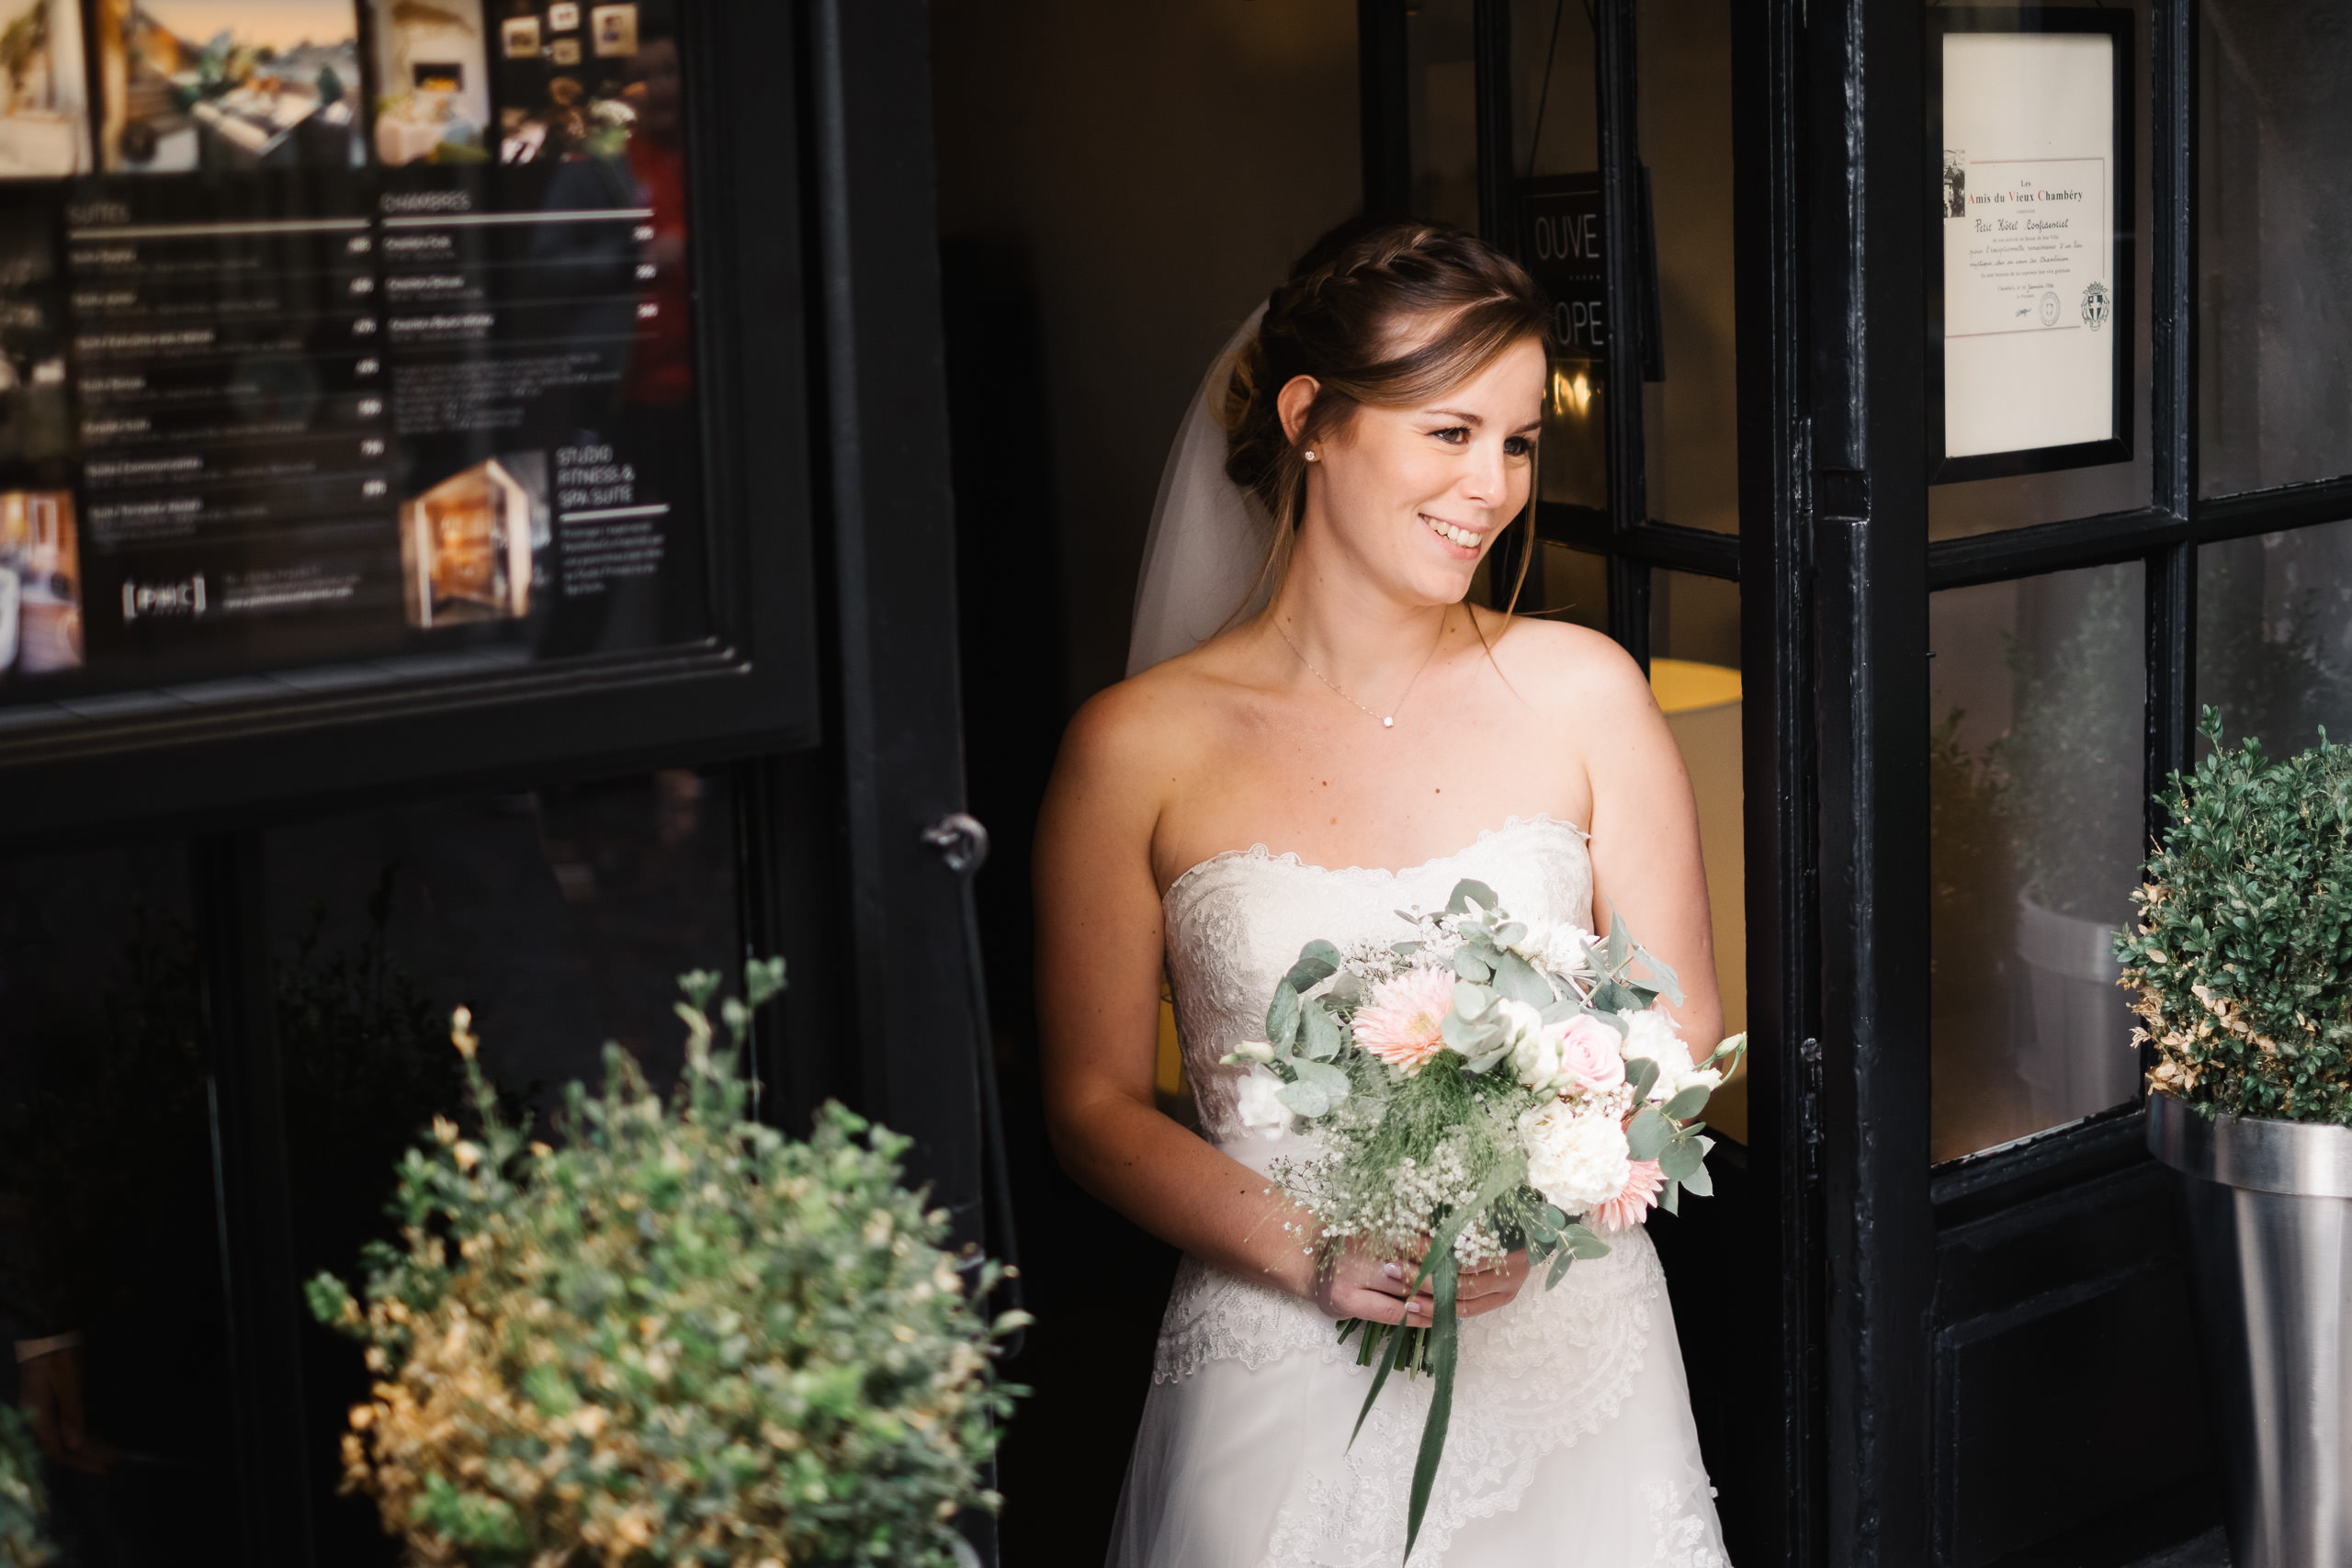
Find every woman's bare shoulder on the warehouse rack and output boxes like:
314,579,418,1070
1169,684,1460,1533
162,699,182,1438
1480,611,1657,716
1047,649,1242,824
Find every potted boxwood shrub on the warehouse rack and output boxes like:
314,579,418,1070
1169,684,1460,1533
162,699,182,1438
2118,714,2352,1568
308,960,1026,1567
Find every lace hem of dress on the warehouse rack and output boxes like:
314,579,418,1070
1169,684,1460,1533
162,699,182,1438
1153,1229,1666,1568
1645,1466,1733,1568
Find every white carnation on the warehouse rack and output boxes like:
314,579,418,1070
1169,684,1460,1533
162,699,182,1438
1618,1007,1693,1100
1508,920,1594,984
1519,1101,1631,1213
1234,1066,1293,1139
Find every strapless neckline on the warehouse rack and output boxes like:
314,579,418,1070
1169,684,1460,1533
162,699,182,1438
1162,812,1589,907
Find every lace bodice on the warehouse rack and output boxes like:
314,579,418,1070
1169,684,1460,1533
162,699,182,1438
1164,815,1596,1144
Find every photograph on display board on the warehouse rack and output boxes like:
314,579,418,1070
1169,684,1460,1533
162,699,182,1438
0,0,92,176
0,490,81,678
0,215,67,464
493,0,668,164
99,0,366,173
399,452,549,630
368,0,490,165
497,13,535,58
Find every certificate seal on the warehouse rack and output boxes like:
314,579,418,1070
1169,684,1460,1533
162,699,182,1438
2039,290,2062,328
2081,278,2110,333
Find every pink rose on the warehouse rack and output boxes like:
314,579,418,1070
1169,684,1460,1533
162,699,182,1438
1556,1015,1625,1093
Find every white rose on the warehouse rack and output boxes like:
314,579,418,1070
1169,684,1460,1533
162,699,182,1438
1510,1023,1567,1095
1618,1007,1695,1100
1234,1066,1293,1139
1519,1101,1632,1213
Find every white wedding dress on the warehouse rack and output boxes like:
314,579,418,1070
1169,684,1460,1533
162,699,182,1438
1108,815,1730,1568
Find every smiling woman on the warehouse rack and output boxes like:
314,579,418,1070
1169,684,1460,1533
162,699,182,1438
1034,218,1731,1568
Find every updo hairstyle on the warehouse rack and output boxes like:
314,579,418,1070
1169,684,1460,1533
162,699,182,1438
1222,219,1554,574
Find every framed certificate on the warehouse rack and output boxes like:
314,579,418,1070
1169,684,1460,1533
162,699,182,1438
1928,8,2132,483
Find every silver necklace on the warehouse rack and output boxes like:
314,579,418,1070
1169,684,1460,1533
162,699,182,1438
1272,613,1445,729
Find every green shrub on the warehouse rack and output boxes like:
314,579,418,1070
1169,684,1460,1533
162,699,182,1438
309,960,1024,1567
2118,712,2352,1122
0,1403,52,1566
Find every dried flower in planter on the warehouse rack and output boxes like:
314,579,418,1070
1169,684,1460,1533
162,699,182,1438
308,959,1026,1567
2117,710,2352,1123
0,1404,54,1566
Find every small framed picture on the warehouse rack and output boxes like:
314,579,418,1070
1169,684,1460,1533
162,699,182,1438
590,3,638,56
549,37,581,63
548,1,580,28
500,16,541,58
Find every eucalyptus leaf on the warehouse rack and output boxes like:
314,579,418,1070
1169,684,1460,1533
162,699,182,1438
1442,1010,1500,1052
1603,910,1631,972
1626,1106,1671,1161
1663,1082,1712,1121
1391,939,1424,955
1328,972,1365,1008
1633,941,1685,1005
1660,1179,1680,1215
1564,1223,1612,1259
1452,948,1494,982
1285,940,1341,993
1626,1057,1661,1101
1452,980,1495,1020
1490,950,1554,1008
1445,878,1498,915
1545,1247,1577,1288
1290,1058,1351,1099
1680,1148,1714,1198
1659,1135,1704,1181
1540,997,1577,1025
1301,1001,1344,1061
1275,1077,1333,1117
1460,1040,1515,1075
1266,981,1301,1049
1589,978,1640,1014
1494,921,1528,947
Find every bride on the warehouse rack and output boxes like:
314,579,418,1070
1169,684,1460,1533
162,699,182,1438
1034,219,1731,1567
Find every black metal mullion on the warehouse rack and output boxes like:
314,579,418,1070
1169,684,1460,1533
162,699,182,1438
1617,521,1742,580
1595,0,1646,548
1927,507,2190,592
195,831,315,1568
1359,0,1413,218
1609,553,1653,670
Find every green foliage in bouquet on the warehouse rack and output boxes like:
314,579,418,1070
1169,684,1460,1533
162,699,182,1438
2118,711,2352,1123
308,960,1026,1567
0,1404,54,1567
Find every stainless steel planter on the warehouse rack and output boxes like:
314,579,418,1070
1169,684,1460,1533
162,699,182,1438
2150,1091,2352,1567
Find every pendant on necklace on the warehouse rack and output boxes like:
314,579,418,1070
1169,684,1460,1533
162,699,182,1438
1382,716,1395,728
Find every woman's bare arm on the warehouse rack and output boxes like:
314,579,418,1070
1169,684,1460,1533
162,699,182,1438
1570,643,1725,1054
1033,681,1320,1298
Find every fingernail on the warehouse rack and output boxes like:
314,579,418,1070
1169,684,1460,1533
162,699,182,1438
1383,1263,1402,1280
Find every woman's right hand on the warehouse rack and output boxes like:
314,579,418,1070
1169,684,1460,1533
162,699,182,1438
1311,1242,1435,1324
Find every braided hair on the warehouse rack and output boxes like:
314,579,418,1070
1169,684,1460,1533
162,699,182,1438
1222,219,1553,568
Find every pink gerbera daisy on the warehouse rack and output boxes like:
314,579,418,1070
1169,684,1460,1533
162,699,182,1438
1353,966,1455,1075
1588,1158,1666,1234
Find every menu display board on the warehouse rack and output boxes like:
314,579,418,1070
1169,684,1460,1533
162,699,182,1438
0,0,705,716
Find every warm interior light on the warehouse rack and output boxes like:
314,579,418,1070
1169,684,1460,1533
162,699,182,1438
1548,363,1595,418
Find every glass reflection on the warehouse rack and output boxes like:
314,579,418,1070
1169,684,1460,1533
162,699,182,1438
1930,564,2145,1162
2199,0,2352,496
1635,0,1737,534
2198,523,2352,757
265,766,741,1562
0,843,244,1564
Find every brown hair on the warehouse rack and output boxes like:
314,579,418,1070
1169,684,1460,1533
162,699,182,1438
1221,218,1553,609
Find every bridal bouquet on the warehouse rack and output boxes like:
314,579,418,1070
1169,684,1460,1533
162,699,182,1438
1224,878,1744,1559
